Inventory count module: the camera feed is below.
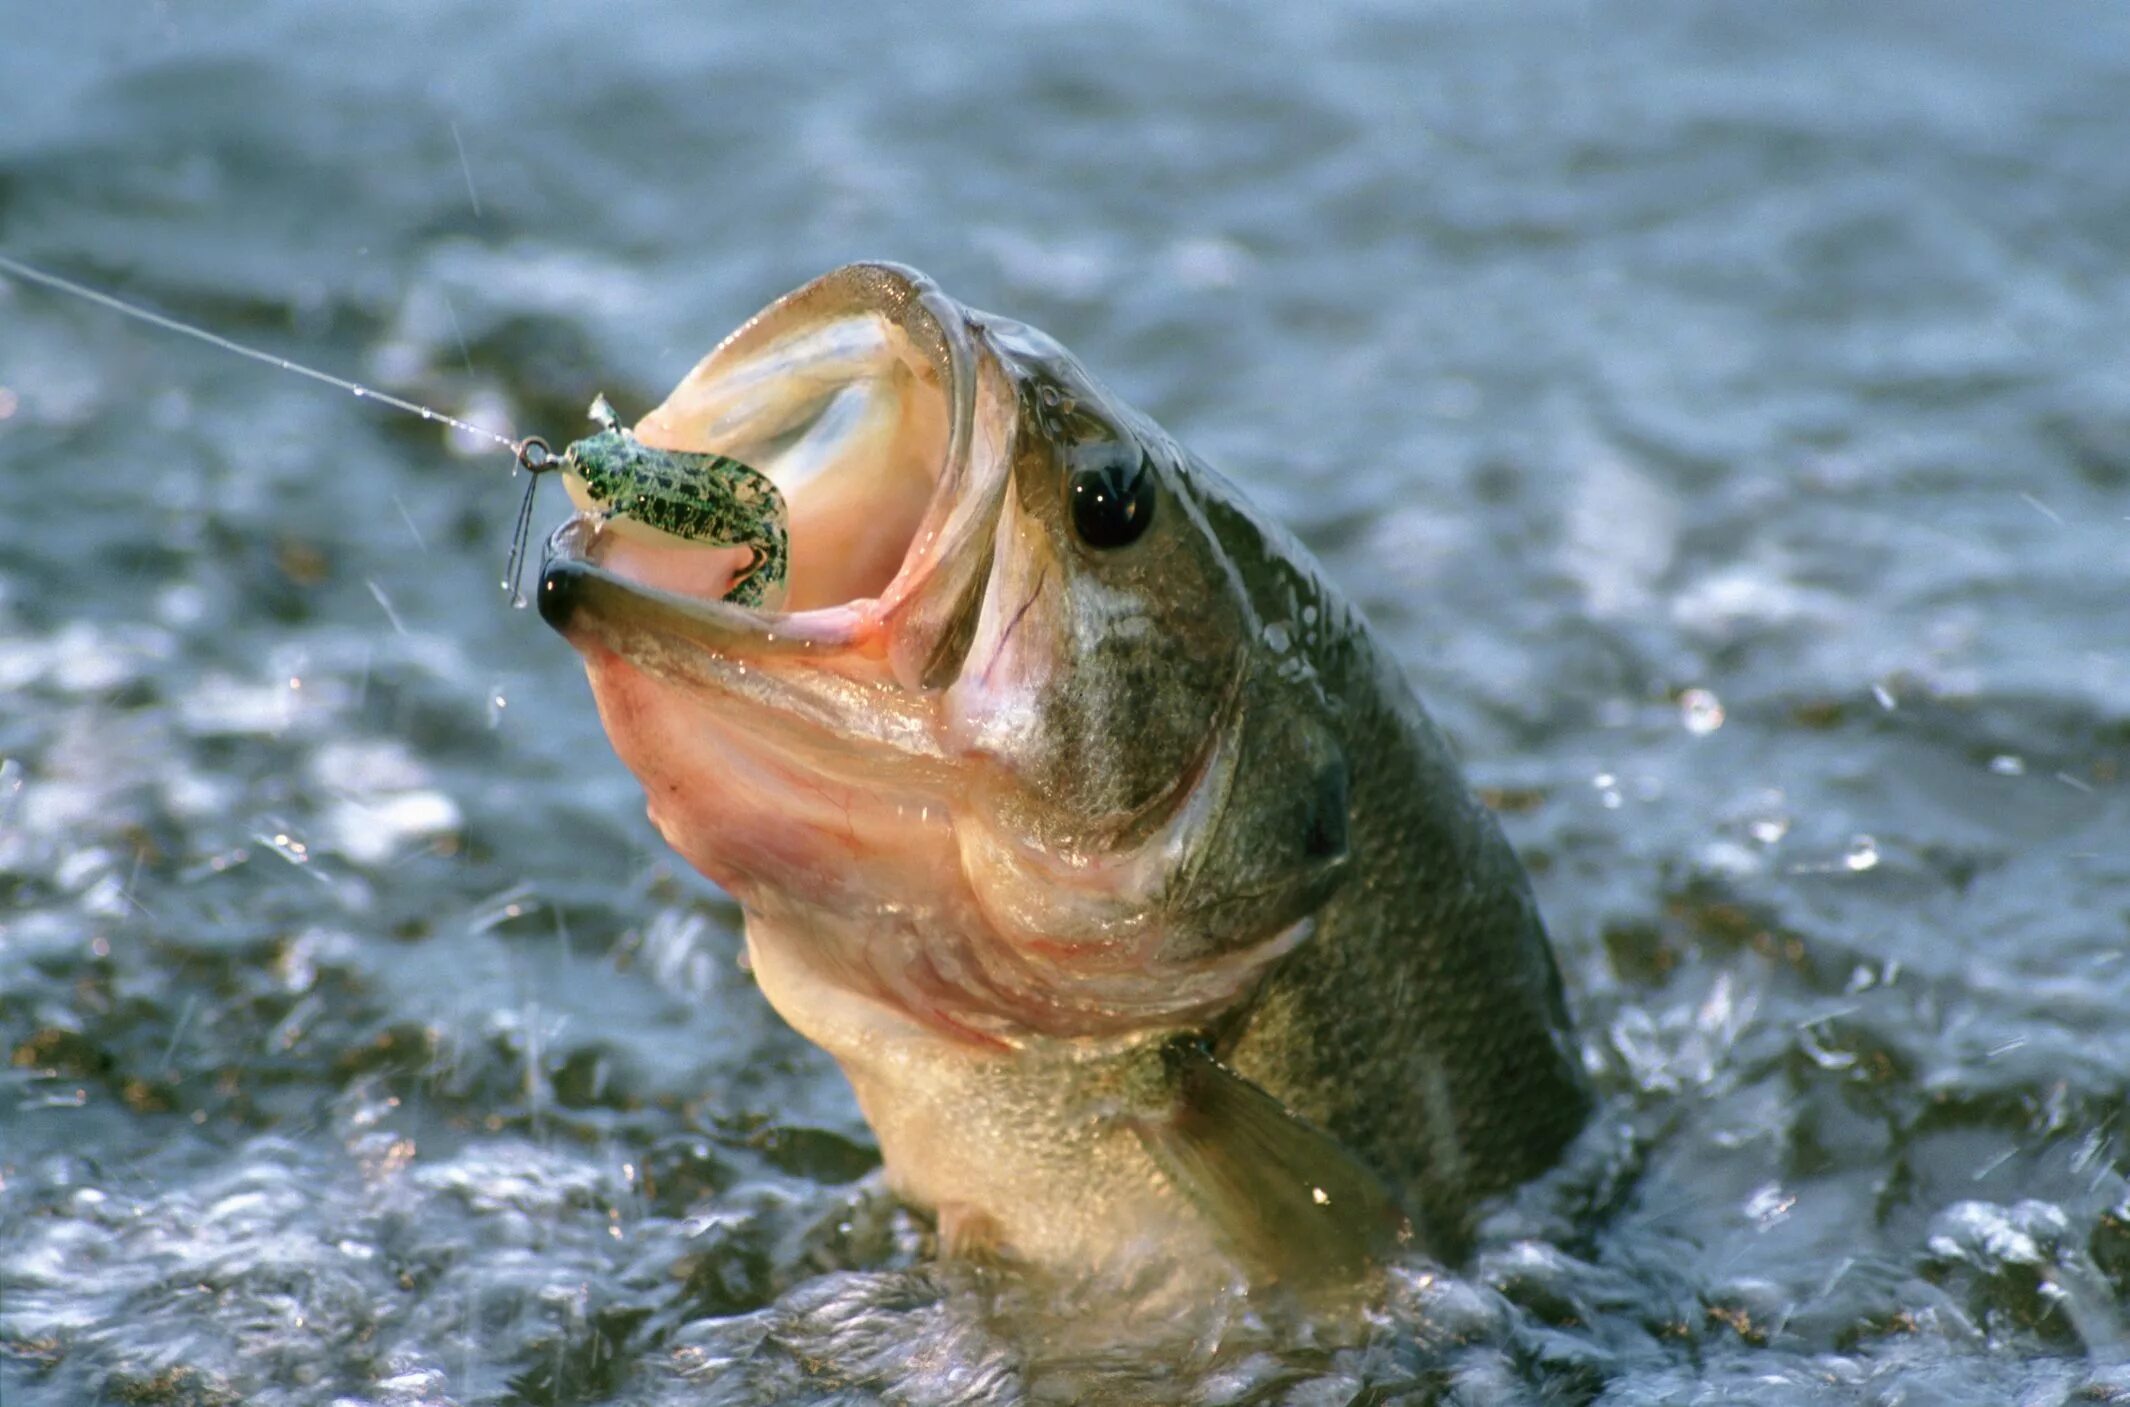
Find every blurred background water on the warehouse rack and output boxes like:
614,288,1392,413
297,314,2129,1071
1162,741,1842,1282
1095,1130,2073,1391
2,2,2127,1402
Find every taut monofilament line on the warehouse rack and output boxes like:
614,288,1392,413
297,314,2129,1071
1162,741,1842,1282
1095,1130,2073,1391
0,251,558,596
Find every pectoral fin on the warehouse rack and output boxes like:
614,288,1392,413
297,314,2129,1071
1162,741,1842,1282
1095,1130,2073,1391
1128,1040,1414,1289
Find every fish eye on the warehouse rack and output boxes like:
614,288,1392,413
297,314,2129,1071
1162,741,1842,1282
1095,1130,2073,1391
1065,450,1157,550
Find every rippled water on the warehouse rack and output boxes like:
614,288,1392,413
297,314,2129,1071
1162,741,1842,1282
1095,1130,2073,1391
3,2,2127,1402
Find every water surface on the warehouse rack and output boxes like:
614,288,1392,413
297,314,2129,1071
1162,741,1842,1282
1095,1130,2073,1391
3,3,2128,1402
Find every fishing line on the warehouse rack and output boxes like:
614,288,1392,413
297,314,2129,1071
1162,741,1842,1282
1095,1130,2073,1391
0,251,560,594
0,253,525,454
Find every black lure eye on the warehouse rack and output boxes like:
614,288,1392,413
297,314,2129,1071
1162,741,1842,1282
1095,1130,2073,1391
1066,450,1157,549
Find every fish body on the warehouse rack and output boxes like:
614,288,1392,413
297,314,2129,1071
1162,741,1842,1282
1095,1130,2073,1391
537,264,1588,1292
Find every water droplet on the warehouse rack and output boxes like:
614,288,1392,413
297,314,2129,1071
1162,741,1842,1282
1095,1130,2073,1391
1989,754,2026,776
258,830,312,865
351,386,368,399
1870,682,1896,712
1843,835,1880,872
1679,687,1725,735
1743,1182,1796,1227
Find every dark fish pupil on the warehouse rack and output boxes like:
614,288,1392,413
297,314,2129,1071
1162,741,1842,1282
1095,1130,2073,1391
1067,453,1156,549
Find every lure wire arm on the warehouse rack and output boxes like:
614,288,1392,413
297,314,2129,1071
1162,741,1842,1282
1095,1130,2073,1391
502,437,558,601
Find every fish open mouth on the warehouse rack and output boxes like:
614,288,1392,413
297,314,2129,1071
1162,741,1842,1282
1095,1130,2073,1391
538,263,1007,709
535,265,1314,1044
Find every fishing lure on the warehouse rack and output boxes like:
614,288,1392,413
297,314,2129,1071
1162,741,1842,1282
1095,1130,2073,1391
536,395,787,609
0,253,786,606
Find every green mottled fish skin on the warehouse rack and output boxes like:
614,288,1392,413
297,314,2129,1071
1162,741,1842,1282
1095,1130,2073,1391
562,429,787,607
939,327,1593,1267
1132,439,1591,1257
979,326,1594,1262
1205,493,1591,1254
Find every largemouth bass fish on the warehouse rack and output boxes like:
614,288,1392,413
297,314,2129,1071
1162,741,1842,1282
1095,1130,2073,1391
537,264,1589,1293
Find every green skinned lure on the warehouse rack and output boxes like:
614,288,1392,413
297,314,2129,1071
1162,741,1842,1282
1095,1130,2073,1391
553,396,789,608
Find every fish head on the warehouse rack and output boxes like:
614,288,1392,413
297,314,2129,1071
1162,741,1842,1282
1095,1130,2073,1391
537,263,1353,1054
